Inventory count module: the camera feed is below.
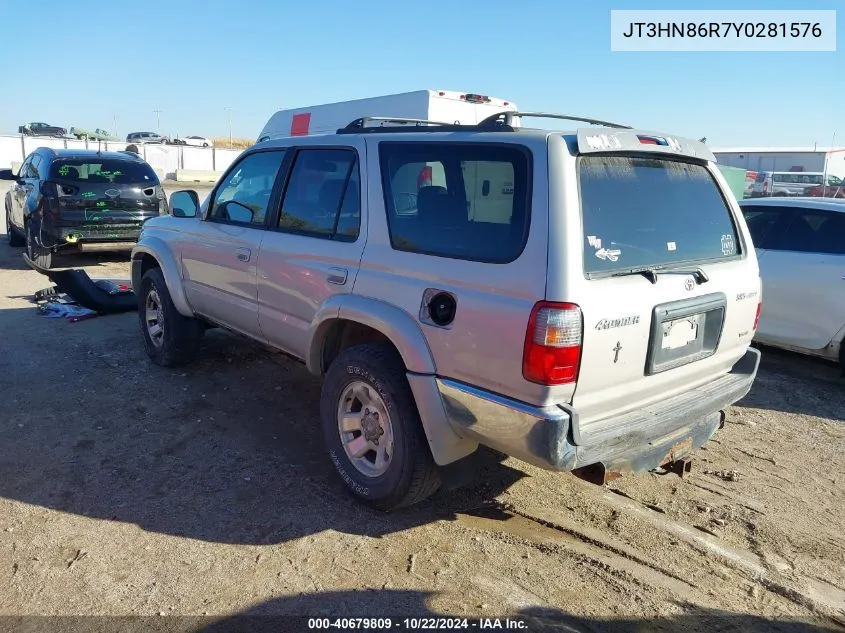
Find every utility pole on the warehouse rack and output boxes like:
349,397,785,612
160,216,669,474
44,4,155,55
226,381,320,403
153,109,162,133
225,107,233,146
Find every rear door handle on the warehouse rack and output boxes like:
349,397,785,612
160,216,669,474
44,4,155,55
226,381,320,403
235,248,251,262
327,267,348,285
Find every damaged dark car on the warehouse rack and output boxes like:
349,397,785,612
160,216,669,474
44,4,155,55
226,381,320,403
2,148,167,269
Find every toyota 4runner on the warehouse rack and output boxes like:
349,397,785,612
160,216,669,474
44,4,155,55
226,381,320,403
130,112,762,510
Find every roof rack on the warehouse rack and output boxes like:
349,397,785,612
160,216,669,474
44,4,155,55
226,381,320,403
337,117,487,135
335,111,633,136
477,111,633,130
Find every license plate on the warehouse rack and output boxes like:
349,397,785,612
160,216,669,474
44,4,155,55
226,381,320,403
661,315,701,350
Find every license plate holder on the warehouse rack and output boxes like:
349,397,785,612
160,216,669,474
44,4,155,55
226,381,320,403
645,293,727,375
661,314,702,350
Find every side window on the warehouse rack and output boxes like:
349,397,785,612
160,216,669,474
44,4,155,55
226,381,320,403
18,157,31,178
380,143,530,263
829,175,842,186
277,148,359,240
768,209,845,255
741,207,783,248
25,156,41,179
209,150,286,226
33,155,46,179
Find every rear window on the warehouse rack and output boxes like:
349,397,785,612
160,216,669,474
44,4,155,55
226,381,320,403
579,156,740,274
49,159,158,185
379,142,530,263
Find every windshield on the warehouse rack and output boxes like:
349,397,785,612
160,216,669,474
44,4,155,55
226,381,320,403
579,156,740,275
49,159,158,185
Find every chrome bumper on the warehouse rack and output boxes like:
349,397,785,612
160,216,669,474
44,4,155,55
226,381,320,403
436,347,761,473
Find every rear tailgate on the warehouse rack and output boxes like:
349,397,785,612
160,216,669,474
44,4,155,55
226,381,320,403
48,157,164,230
56,183,161,223
561,131,760,440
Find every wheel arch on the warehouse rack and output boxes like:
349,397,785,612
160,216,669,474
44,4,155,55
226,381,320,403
131,239,194,317
307,295,436,377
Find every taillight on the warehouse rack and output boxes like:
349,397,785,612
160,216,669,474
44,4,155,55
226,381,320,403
753,301,762,331
523,302,583,385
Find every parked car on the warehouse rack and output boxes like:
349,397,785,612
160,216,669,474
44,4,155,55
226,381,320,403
70,127,119,141
126,132,169,145
803,175,844,199
131,112,761,510
739,197,845,371
18,122,67,137
173,135,213,148
2,148,167,269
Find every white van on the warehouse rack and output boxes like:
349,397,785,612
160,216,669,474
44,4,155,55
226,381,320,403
257,90,518,142
751,171,828,197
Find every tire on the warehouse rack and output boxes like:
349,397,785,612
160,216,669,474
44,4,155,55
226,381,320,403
138,267,204,367
6,205,24,247
320,342,441,510
25,221,52,269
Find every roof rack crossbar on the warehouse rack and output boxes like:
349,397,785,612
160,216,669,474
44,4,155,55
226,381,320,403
477,111,633,130
340,117,454,131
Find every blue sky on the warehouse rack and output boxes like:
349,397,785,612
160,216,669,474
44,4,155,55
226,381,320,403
0,0,838,146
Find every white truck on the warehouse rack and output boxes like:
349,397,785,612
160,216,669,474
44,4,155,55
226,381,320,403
257,89,518,142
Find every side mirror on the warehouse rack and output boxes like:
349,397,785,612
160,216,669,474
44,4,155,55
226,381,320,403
170,190,199,218
0,168,17,181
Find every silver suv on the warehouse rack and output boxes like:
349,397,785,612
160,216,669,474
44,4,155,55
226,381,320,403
130,112,762,510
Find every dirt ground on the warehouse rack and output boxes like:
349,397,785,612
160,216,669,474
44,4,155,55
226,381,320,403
0,194,843,633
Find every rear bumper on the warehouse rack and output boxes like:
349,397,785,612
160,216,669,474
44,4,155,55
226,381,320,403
436,347,761,473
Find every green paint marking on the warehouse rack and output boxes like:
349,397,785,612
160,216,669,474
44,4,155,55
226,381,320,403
58,165,70,176
96,201,107,207
81,192,95,198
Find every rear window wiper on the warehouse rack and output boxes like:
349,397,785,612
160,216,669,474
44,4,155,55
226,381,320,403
611,266,709,285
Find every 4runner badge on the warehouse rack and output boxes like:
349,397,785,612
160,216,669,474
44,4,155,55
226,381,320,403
595,315,640,330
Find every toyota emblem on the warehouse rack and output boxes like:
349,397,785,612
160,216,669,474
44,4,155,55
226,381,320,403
104,189,120,198
684,277,695,291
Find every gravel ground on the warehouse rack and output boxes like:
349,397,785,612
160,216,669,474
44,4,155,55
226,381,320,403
0,192,843,633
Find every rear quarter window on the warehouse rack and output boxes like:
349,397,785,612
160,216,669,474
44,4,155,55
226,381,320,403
379,142,531,263
579,156,740,274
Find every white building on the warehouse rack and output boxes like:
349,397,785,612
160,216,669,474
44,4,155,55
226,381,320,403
712,146,845,179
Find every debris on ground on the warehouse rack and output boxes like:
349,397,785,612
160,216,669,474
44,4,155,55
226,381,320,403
704,469,743,482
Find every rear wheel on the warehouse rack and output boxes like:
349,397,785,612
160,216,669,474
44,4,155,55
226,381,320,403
6,205,24,247
320,342,441,510
25,221,52,269
139,267,204,367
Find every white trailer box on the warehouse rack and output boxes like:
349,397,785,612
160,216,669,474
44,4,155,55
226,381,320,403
257,90,518,142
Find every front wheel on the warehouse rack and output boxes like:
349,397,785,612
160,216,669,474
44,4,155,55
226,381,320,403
6,206,24,247
320,342,441,510
138,267,204,367
25,222,52,269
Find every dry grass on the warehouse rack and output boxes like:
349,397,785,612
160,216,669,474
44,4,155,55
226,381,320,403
211,137,254,150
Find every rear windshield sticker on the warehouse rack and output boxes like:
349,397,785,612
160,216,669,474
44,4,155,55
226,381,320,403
587,235,603,249
721,234,736,255
667,241,677,251
595,247,621,262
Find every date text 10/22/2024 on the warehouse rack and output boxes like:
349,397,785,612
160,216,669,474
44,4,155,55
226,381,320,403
307,617,530,630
